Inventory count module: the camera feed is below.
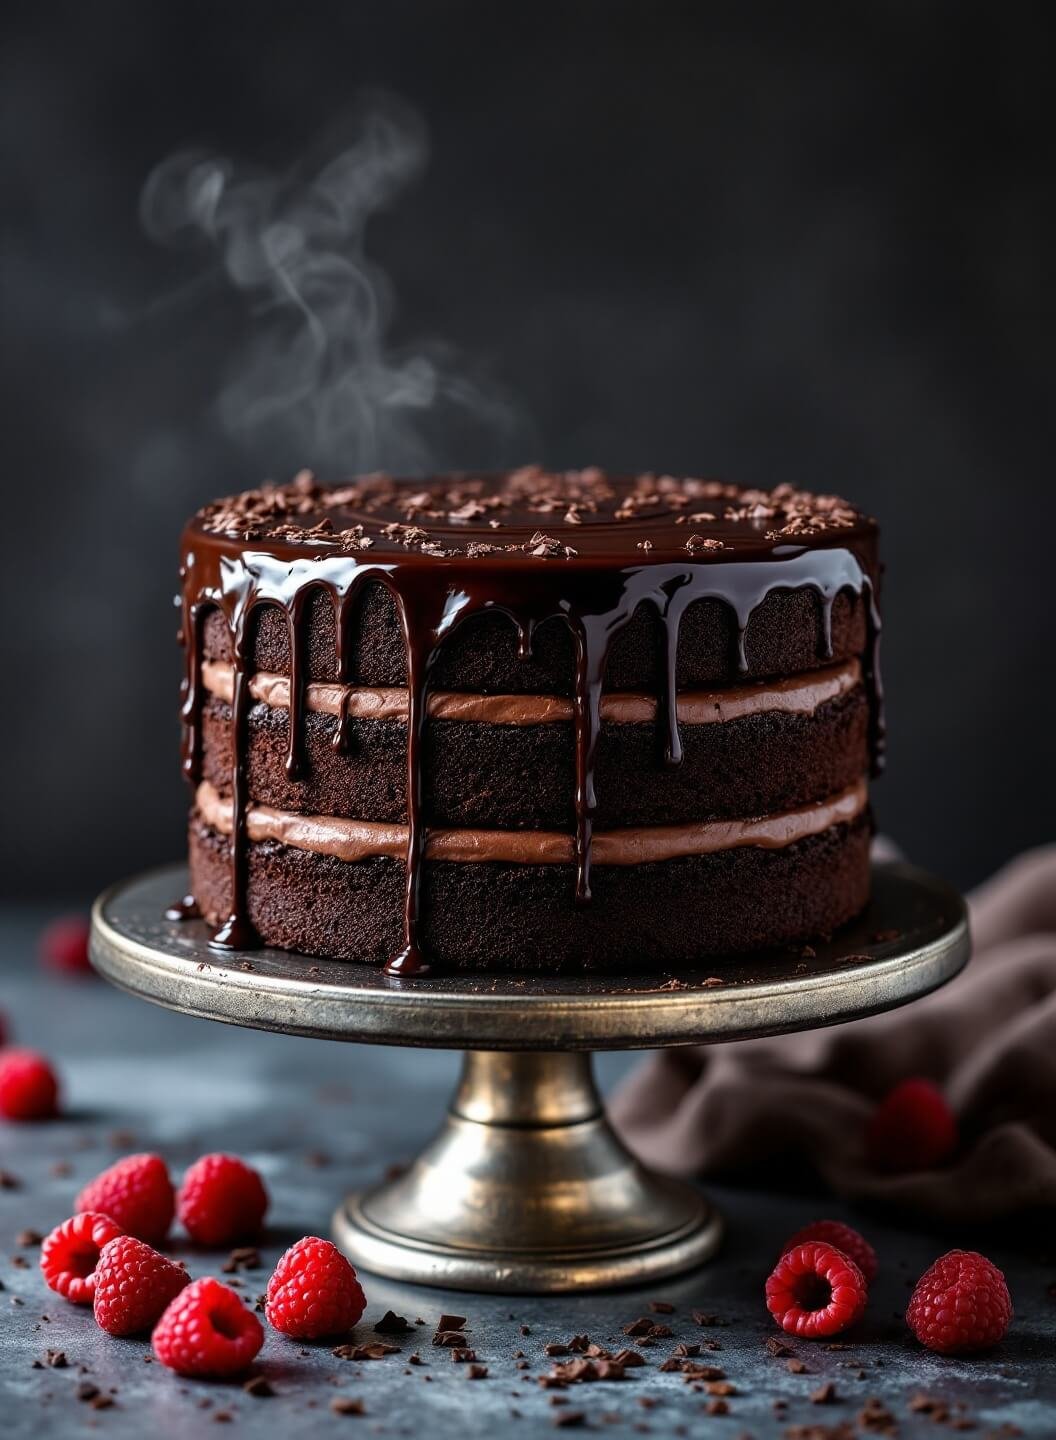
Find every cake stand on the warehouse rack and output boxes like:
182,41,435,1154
90,860,968,1294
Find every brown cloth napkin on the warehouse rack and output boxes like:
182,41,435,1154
610,846,1056,1221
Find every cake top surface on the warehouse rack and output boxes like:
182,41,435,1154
188,467,876,564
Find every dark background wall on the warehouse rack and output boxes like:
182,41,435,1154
3,0,1053,902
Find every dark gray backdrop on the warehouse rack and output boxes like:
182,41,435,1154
3,0,1053,901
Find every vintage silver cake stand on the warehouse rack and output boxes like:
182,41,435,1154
90,861,968,1294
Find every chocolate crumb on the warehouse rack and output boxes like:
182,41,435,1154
77,1382,101,1402
610,1350,646,1368
766,1336,795,1357
705,1398,729,1415
17,1229,43,1247
222,1246,261,1273
242,1375,274,1398
466,1364,488,1380
331,1342,400,1361
552,1412,586,1429
857,1396,897,1433
0,1170,21,1189
451,1349,478,1364
374,1309,412,1334
435,1313,467,1331
433,1331,469,1348
330,1396,366,1416
648,1300,675,1313
45,1350,67,1368
787,1358,810,1374
811,1381,838,1404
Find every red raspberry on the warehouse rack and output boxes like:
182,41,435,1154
76,1153,175,1244
93,1235,189,1336
782,1220,878,1285
866,1077,957,1172
39,915,93,975
40,1211,125,1305
152,1276,263,1376
907,1249,1012,1354
265,1236,366,1339
766,1241,868,1340
0,1048,60,1120
177,1153,268,1246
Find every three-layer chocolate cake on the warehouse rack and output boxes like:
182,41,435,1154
178,468,882,975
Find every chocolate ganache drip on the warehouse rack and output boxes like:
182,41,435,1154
178,468,883,976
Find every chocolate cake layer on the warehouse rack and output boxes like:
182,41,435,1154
189,812,872,971
200,584,868,693
199,684,869,829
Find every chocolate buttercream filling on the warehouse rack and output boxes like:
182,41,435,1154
195,778,867,867
199,658,861,728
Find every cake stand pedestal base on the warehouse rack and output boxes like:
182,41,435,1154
334,1050,720,1291
90,861,968,1293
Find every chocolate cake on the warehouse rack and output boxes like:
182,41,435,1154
177,468,882,975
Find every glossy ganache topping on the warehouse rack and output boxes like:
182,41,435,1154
178,467,882,977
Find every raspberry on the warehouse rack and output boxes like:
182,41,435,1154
0,1048,60,1120
93,1235,189,1336
152,1276,263,1376
782,1220,878,1285
76,1153,175,1244
265,1236,366,1339
866,1077,957,1172
39,915,93,975
907,1250,1012,1354
177,1153,268,1246
766,1241,868,1339
40,1212,125,1305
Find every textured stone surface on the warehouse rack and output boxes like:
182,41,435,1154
1,906,1053,1436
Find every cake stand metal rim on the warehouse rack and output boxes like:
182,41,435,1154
89,861,970,1051
331,1190,725,1293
